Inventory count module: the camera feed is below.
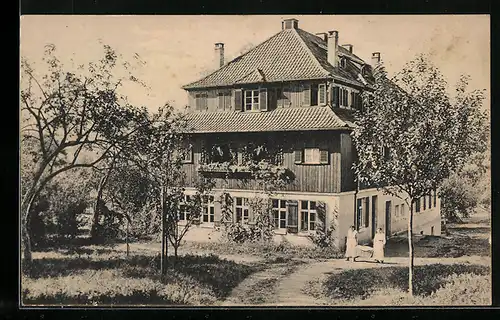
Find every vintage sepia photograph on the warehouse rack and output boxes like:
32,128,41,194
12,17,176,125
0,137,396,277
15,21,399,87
20,15,491,307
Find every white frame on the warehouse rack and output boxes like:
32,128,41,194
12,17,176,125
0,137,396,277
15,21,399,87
244,89,260,111
272,199,287,230
304,148,321,164
201,195,215,224
234,197,250,224
299,200,317,232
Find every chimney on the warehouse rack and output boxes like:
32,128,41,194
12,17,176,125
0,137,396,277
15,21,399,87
214,43,224,69
342,44,353,53
327,31,339,67
371,52,381,66
315,32,328,42
282,18,299,30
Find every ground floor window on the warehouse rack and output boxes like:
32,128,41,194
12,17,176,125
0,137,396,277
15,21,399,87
300,200,317,231
235,197,250,224
272,199,287,229
179,195,191,221
202,195,215,223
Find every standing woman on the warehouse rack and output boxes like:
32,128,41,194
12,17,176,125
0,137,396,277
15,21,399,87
345,225,358,262
373,228,386,263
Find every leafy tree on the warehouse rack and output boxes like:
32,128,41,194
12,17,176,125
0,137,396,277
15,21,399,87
352,55,488,295
20,43,148,268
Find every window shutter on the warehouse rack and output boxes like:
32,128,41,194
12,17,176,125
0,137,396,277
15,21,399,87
318,84,326,105
319,150,329,164
331,86,339,107
302,84,311,106
294,150,303,164
259,88,268,111
350,91,355,108
234,89,243,112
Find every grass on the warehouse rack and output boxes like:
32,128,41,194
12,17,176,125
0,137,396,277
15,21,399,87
22,250,264,306
183,240,343,261
331,273,491,306
321,263,490,301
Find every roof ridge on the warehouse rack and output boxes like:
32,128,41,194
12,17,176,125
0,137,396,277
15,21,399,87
182,30,289,89
292,28,331,78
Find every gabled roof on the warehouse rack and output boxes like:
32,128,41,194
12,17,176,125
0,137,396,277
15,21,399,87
182,28,369,90
184,106,355,133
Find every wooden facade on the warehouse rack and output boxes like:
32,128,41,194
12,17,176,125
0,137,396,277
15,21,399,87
182,130,356,193
186,80,337,113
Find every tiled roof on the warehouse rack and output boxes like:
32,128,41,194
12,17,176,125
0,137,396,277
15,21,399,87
182,28,368,90
184,106,354,133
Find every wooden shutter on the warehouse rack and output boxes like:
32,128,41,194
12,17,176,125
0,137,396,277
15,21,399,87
318,84,326,105
234,89,243,112
294,150,303,164
350,91,355,108
331,86,339,107
319,150,329,164
259,88,268,111
302,84,311,106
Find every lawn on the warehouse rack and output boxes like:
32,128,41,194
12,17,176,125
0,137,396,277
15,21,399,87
310,263,491,306
22,248,266,306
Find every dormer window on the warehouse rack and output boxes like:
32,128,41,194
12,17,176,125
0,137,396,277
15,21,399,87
340,57,346,68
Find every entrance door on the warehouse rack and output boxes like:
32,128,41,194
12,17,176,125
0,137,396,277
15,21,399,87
287,201,298,233
371,195,378,238
385,200,392,237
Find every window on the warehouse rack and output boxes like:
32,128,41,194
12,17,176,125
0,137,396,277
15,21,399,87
339,88,349,107
217,91,231,110
300,148,329,165
318,84,326,105
356,197,370,230
428,194,432,210
179,195,191,221
182,144,193,164
272,199,287,229
201,195,215,223
235,197,250,224
195,93,208,111
423,196,427,211
209,144,234,163
300,200,317,231
433,190,437,207
340,57,346,68
244,89,260,111
400,203,405,217
415,198,421,213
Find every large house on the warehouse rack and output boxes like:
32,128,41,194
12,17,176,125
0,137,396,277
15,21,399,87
179,18,441,248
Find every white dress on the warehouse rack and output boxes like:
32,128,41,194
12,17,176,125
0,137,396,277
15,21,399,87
345,229,358,258
373,232,386,260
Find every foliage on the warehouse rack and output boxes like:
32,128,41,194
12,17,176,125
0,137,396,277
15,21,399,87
20,43,149,264
308,202,338,248
352,54,488,295
439,174,479,222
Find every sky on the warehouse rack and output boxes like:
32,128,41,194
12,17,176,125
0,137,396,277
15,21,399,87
20,15,490,112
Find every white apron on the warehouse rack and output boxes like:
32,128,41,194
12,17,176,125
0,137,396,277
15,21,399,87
345,229,358,258
373,233,386,260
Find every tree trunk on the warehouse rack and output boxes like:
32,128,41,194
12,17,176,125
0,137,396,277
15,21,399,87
21,186,41,272
408,199,415,296
160,185,166,275
91,173,111,239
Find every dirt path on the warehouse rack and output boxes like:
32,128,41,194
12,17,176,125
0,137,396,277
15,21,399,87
221,255,490,306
